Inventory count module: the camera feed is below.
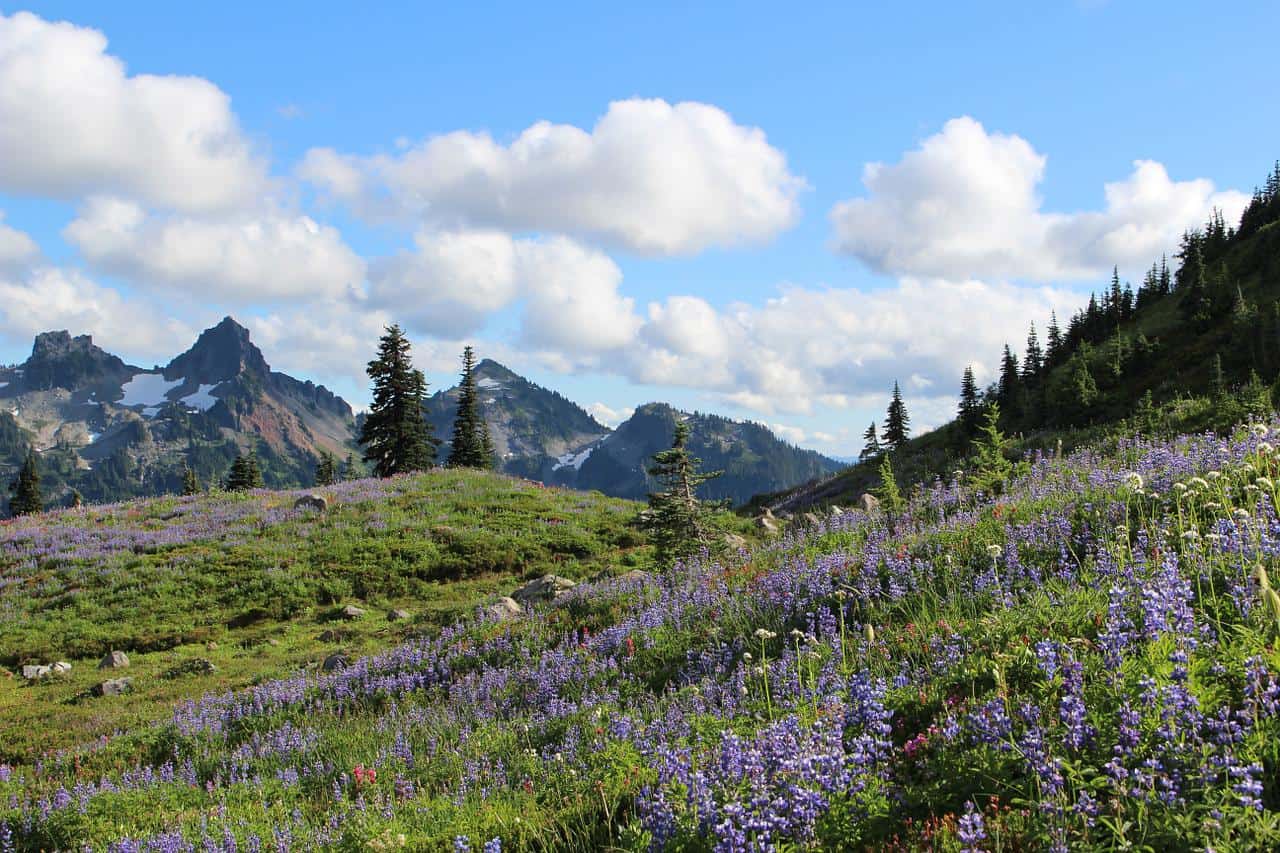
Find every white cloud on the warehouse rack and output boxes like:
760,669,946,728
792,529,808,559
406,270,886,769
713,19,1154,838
622,277,1084,415
586,402,634,428
64,197,366,303
830,116,1248,281
0,266,197,360
0,11,268,212
368,228,641,354
300,98,805,255
0,211,38,273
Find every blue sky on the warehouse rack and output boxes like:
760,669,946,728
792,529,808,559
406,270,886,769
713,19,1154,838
1,1,1276,454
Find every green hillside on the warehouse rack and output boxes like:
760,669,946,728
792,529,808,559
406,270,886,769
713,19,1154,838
765,161,1280,513
0,470,692,762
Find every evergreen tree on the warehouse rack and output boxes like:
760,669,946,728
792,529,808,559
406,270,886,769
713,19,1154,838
1177,232,1211,327
997,345,1020,411
315,451,338,486
66,489,83,509
224,451,264,492
858,422,881,463
883,382,911,450
1243,370,1271,418
958,366,983,433
359,324,439,478
8,450,42,517
181,465,200,496
641,421,722,565
1022,325,1043,380
1069,355,1098,418
446,346,493,469
969,403,1014,497
343,453,358,481
1045,311,1064,366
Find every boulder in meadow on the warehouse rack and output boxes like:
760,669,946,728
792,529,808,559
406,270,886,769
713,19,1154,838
22,664,50,680
512,574,576,605
322,653,348,672
92,677,133,697
485,596,523,621
339,604,365,620
858,493,881,513
293,494,328,513
98,650,130,670
387,608,412,622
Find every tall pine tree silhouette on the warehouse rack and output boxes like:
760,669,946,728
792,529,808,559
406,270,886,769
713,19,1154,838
859,422,881,462
958,366,983,434
883,382,910,450
641,421,721,565
8,449,43,517
447,346,494,469
359,324,439,477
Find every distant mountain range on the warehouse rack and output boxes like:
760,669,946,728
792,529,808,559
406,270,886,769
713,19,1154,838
1,320,843,511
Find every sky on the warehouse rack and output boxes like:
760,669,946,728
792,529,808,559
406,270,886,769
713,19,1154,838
1,2,1277,457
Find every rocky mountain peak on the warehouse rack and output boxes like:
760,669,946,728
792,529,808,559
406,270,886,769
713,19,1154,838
165,316,270,385
21,330,134,391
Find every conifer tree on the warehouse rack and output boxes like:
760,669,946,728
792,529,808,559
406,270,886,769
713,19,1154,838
958,366,983,433
969,403,1014,497
343,453,357,481
997,346,1020,412
641,421,722,565
1045,311,1064,366
225,451,264,492
859,421,881,463
315,451,337,486
883,382,910,450
1210,353,1227,400
446,346,493,469
8,450,43,517
67,489,83,509
359,324,439,477
1022,325,1043,380
181,465,200,496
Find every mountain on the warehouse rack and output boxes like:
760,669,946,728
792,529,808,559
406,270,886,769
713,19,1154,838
426,364,843,504
764,159,1280,514
0,317,356,509
423,358,610,479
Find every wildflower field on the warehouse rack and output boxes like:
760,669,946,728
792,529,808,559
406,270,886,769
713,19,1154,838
4,423,1280,850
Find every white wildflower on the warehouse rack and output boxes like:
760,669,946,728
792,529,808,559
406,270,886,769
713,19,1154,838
1252,424,1269,438
1234,509,1251,521
1258,477,1275,490
986,544,1004,558
1259,442,1274,456
754,628,777,641
1125,473,1144,490
1207,471,1222,481
1174,483,1189,493
1182,530,1201,541
742,652,753,662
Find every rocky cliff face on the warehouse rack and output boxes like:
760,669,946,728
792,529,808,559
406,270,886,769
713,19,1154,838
0,318,357,508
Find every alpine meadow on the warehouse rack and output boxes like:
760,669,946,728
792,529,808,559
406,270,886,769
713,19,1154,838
3,3,1280,851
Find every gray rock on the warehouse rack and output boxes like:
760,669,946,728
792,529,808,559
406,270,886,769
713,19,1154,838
98,650,130,670
318,628,351,643
93,677,133,697
485,596,523,621
858,493,881,513
21,664,50,680
322,653,348,672
51,661,72,674
339,604,365,620
293,494,328,513
512,574,577,605
162,657,217,678
828,505,845,517
754,513,780,534
802,512,823,527
723,533,748,550
387,608,412,622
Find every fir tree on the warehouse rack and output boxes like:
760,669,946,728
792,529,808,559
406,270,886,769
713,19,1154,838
343,453,357,481
1022,325,1043,380
359,324,439,478
875,454,904,516
8,450,43,517
224,451,264,492
315,451,337,486
859,422,881,463
958,366,983,434
1210,353,1227,400
181,465,200,496
67,489,83,509
969,403,1014,497
446,346,493,469
883,382,911,450
997,345,1020,413
1045,311,1064,366
641,421,722,565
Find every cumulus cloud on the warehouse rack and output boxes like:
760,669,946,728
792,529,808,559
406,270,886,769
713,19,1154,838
299,98,805,255
0,11,267,212
0,211,38,273
586,402,634,428
64,197,366,303
830,116,1248,281
620,277,1084,415
0,266,198,360
368,228,641,353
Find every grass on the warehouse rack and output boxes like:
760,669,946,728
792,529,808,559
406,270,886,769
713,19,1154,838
0,469,762,763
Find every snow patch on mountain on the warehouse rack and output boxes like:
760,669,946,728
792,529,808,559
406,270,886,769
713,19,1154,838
477,377,502,390
553,444,596,472
180,384,220,411
119,373,183,413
